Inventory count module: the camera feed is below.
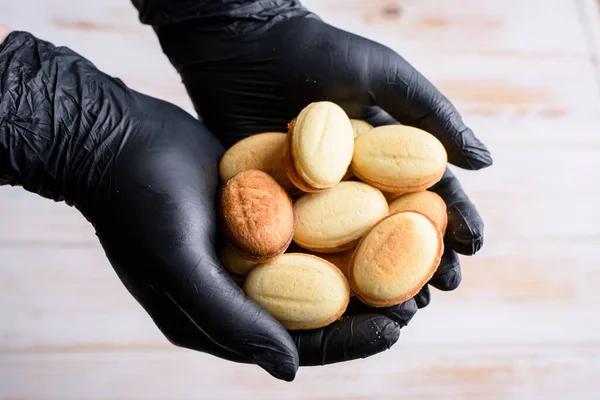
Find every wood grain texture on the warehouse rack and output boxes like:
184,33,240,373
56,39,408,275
1,347,598,400
2,240,599,351
1,0,600,398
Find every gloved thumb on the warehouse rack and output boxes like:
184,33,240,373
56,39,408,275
162,243,300,381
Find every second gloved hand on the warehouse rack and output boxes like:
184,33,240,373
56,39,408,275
133,0,493,310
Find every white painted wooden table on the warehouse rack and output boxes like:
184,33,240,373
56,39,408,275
1,0,600,398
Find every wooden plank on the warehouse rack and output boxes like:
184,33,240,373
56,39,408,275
304,0,589,54
1,0,194,114
0,189,95,245
1,242,599,350
303,0,600,123
2,0,600,398
576,0,600,97
0,0,596,349
0,244,166,350
0,346,598,400
3,0,598,118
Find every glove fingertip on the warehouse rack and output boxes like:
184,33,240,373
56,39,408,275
244,311,299,381
257,355,298,382
453,126,493,171
468,150,493,170
432,268,462,291
291,314,401,366
414,286,431,309
471,233,484,254
385,298,418,327
445,200,485,256
430,249,462,291
357,315,401,355
380,317,402,349
446,225,484,256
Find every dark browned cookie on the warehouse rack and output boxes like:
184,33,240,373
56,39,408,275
219,170,295,262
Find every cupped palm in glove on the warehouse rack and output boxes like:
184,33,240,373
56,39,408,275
1,29,419,383
137,0,493,309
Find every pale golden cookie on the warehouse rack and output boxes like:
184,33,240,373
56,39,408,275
349,119,374,138
311,249,354,280
382,191,403,202
243,253,350,330
388,191,447,233
284,102,354,192
293,181,389,253
218,132,294,191
218,241,258,276
349,211,443,307
341,120,373,180
286,242,354,279
352,125,447,193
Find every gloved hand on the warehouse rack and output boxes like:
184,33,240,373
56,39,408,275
0,29,416,382
132,0,493,309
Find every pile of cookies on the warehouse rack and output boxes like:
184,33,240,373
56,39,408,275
217,101,448,331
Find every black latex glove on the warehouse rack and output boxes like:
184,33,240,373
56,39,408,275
0,31,414,382
132,0,492,309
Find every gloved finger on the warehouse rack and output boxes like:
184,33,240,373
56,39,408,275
429,168,485,255
163,247,299,381
163,311,402,367
105,247,267,365
178,317,398,368
291,314,400,366
362,106,399,128
113,271,250,362
118,234,403,369
414,285,431,309
429,248,462,291
344,297,418,328
117,274,402,367
367,49,492,170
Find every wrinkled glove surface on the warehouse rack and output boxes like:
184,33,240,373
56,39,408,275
132,0,493,309
0,31,415,382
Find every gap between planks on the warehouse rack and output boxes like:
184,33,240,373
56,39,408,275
1,345,599,400
576,0,600,101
